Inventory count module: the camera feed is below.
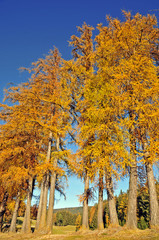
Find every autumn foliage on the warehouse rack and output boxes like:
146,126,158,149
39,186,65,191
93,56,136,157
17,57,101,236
0,11,159,233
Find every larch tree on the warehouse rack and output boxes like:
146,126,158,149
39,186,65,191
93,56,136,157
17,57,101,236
0,87,43,233
17,48,71,233
78,20,130,227
67,23,95,230
97,12,159,228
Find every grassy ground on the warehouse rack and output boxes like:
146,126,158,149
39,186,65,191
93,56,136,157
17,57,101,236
1,226,159,240
1,217,159,240
16,217,37,231
52,225,76,234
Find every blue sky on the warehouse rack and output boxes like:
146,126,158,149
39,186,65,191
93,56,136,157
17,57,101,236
0,0,158,209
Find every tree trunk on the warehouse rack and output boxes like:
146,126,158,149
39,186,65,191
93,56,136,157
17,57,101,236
21,177,33,233
0,191,8,232
46,137,59,233
46,169,56,233
126,162,137,229
142,137,159,227
35,179,45,230
105,171,119,226
126,111,137,229
38,173,49,231
82,172,89,230
146,162,159,227
9,192,20,232
38,132,52,232
98,172,104,230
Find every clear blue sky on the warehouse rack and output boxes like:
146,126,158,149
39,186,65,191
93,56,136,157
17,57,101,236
0,0,158,209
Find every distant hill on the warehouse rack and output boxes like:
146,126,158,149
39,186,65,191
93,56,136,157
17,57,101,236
54,206,93,215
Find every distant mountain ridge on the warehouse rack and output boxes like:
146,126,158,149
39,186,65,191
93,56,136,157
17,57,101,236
54,206,93,215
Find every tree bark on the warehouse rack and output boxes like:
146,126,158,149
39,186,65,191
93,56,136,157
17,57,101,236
38,132,52,232
46,137,59,233
126,129,137,229
126,162,137,229
0,191,8,232
35,179,45,230
82,172,89,230
142,137,159,227
46,169,56,233
146,162,159,227
105,171,119,226
38,173,49,231
98,173,104,230
126,111,138,229
21,177,33,233
9,192,20,232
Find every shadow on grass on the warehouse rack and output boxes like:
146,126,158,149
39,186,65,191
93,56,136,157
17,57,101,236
17,219,23,225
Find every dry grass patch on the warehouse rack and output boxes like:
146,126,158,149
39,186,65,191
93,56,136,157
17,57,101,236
0,227,159,240
52,225,76,235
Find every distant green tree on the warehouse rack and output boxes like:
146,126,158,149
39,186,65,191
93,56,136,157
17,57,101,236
89,206,97,230
54,210,78,226
103,200,109,228
56,213,63,226
116,191,128,226
138,216,148,230
137,186,150,229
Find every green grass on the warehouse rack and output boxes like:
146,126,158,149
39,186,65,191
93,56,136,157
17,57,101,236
1,218,159,240
52,225,76,234
16,217,36,229
16,217,76,234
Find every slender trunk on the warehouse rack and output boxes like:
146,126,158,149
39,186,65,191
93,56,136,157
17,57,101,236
46,169,57,233
46,136,59,233
38,173,49,231
146,162,159,227
142,138,159,227
82,172,89,230
21,177,33,233
126,110,137,229
35,179,45,230
126,162,137,229
9,192,20,232
105,171,119,226
0,191,8,232
126,130,137,229
98,173,104,230
38,132,52,232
